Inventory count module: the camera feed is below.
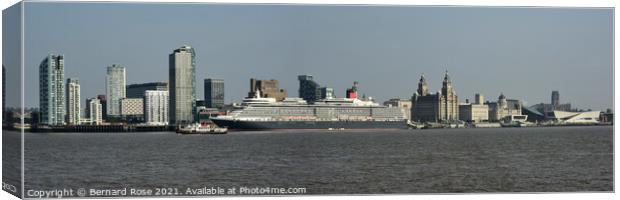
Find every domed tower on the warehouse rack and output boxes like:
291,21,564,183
498,93,507,109
417,74,429,96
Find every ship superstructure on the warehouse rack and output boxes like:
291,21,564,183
211,90,408,130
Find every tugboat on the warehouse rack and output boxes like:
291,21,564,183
177,123,228,134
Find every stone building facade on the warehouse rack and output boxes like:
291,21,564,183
458,94,489,123
248,78,287,101
411,71,459,122
487,93,522,121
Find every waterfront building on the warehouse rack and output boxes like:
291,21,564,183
65,78,81,125
169,45,196,125
195,100,206,107
248,78,287,101
410,72,459,122
522,106,546,122
550,110,600,124
79,118,93,125
530,91,573,119
126,82,168,98
319,87,334,99
120,98,144,122
39,54,65,125
458,94,489,123
106,64,126,117
86,98,103,125
600,109,613,123
195,100,206,108
298,75,321,102
487,93,523,121
144,90,169,125
383,98,412,121
97,95,107,120
204,78,225,108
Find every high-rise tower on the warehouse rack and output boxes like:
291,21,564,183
66,78,80,125
169,45,196,125
106,64,126,117
39,54,65,125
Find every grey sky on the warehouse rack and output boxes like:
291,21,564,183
14,2,614,110
3,2,21,109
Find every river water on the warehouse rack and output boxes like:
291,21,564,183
6,126,613,196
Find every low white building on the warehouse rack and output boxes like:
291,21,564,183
459,103,489,123
551,110,600,124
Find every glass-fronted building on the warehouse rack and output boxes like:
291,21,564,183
204,78,224,108
39,54,65,125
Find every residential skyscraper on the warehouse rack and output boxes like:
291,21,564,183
65,78,80,125
169,45,196,125
86,98,102,125
126,82,168,98
39,54,65,125
106,64,126,117
204,79,225,108
298,75,321,102
144,90,169,125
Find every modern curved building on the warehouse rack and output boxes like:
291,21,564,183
550,110,600,124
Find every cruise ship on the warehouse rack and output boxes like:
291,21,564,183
211,90,408,130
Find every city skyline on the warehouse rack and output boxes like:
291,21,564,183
8,3,613,111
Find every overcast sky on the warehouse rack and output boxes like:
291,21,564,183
5,2,613,110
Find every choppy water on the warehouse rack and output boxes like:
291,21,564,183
11,126,614,196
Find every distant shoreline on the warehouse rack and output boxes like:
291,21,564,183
2,123,612,133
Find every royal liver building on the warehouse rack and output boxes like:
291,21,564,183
411,71,459,122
